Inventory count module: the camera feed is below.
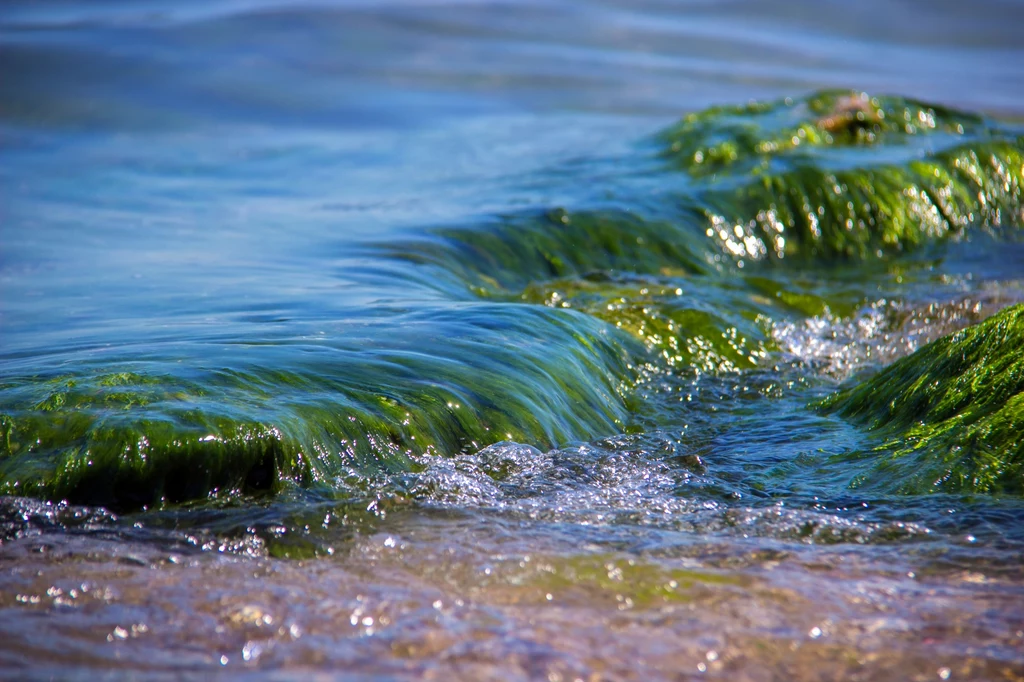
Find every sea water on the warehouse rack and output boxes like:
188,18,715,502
2,1,1024,679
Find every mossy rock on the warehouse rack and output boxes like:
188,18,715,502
520,272,774,374
819,304,1024,494
381,208,713,296
662,91,1024,262
6,92,1022,513
381,209,869,375
380,209,783,374
0,306,641,511
663,90,985,178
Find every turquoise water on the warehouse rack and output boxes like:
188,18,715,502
3,1,1024,679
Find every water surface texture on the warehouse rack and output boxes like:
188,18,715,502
3,1,1024,679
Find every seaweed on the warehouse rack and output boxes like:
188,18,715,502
0,306,640,511
663,91,1024,261
819,304,1024,494
3,91,1023,511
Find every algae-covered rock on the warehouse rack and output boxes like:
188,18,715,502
381,209,783,374
5,92,1022,512
520,272,772,374
382,208,713,296
662,91,1024,262
664,91,983,178
381,208,865,375
381,93,1024,382
819,304,1024,494
0,306,640,511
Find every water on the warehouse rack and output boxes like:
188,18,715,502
3,1,1024,679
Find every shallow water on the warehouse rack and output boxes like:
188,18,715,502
3,1,1024,679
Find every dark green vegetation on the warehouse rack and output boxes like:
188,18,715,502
664,90,1024,262
2,91,1023,510
0,309,639,510
820,303,1024,495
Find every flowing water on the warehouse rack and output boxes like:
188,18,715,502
3,1,1024,679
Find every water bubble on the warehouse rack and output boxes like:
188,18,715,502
241,640,263,662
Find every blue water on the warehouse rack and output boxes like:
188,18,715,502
2,1,1024,678
4,0,1024,355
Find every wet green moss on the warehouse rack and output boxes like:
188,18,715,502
5,92,1022,512
382,208,713,296
662,91,1024,262
381,208,790,373
699,142,1024,262
520,272,773,373
0,307,641,511
382,208,877,375
663,91,985,178
819,304,1024,494
381,94,1024,383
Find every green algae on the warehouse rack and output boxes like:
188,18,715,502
380,93,1024,384
663,91,985,178
515,267,882,376
381,208,793,375
698,141,1024,262
381,208,869,375
0,307,641,511
3,91,1024,512
819,304,1024,494
383,208,713,297
520,272,773,373
662,91,1024,262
